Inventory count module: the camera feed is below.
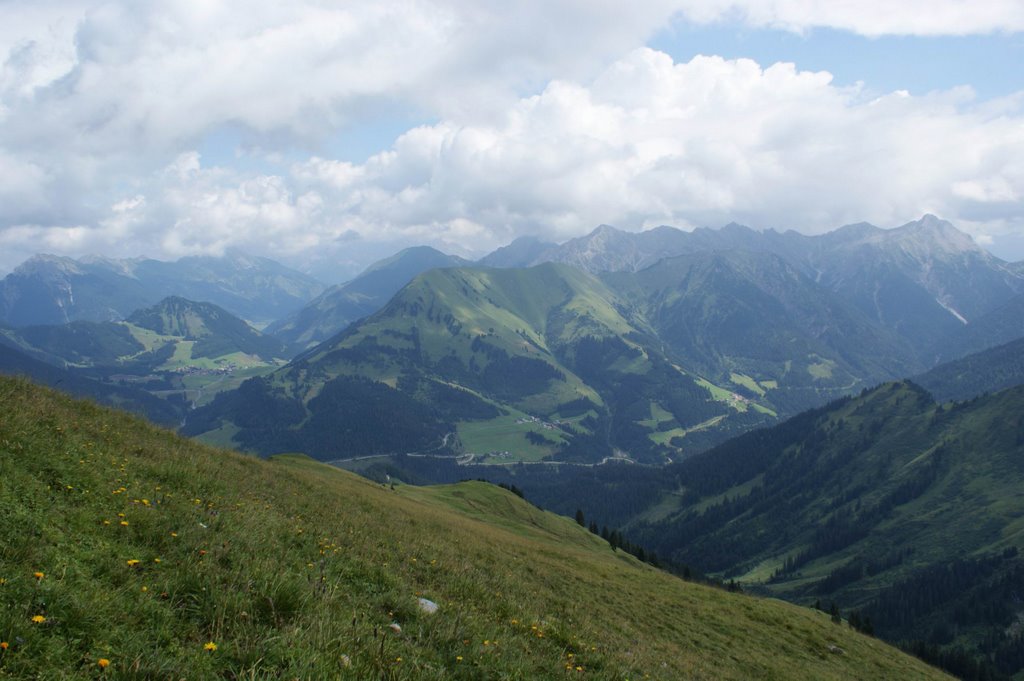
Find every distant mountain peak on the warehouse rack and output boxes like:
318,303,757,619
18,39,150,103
718,222,761,238
827,221,883,242
355,245,463,279
13,253,83,277
1,251,324,328
892,214,981,256
478,235,557,269
590,223,624,237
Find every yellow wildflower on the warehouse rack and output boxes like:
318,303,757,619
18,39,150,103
1,641,8,650
33,571,44,580
126,559,140,567
204,642,217,651
31,615,46,623
97,658,110,669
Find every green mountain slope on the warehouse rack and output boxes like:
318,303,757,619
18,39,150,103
188,263,761,463
916,336,1024,403
3,298,286,368
0,376,949,680
3,320,146,367
267,246,468,351
192,250,942,463
605,251,922,414
532,216,1024,359
186,216,1022,471
0,297,287,411
629,381,1024,678
126,296,286,361
0,341,182,426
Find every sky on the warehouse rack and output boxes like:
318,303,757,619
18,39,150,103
1,1,1023,282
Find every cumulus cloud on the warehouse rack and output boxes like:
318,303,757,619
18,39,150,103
319,50,1024,249
0,1,1023,272
10,47,1016,272
681,0,1024,37
2,1,1019,155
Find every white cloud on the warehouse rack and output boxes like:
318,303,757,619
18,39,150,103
22,47,1014,273
256,49,1022,253
2,1,1019,156
712,0,1024,37
0,1,1023,273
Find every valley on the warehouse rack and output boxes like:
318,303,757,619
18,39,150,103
4,7,1021,679
3,215,1024,679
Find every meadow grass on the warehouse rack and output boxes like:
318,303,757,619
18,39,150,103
0,376,951,680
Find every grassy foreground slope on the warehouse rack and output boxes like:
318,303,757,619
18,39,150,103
0,377,947,680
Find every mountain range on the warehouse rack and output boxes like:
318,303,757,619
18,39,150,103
4,213,1024,679
187,261,790,463
513,215,1023,360
0,296,288,412
0,251,325,327
185,216,1024,465
266,246,467,351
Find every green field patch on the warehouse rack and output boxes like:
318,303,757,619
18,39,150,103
649,427,688,446
696,377,750,412
512,378,599,416
696,377,777,417
637,401,675,428
730,372,766,397
123,323,175,353
157,340,195,369
750,402,777,417
807,356,837,379
180,364,280,406
608,350,651,375
457,412,567,463
653,415,728,448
